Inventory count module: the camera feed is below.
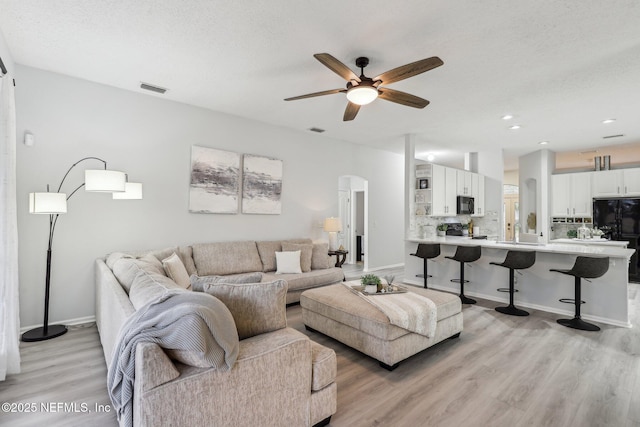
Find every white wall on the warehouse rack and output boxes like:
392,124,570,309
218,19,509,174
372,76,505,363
0,29,14,74
15,65,405,328
518,149,555,239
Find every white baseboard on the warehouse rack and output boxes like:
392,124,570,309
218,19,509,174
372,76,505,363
362,263,404,273
20,315,96,334
403,278,632,329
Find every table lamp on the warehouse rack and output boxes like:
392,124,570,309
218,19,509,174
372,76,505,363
324,217,343,251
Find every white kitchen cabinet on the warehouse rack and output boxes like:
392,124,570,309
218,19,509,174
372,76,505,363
456,170,472,196
551,172,592,217
622,169,640,196
432,164,457,216
471,173,485,216
591,168,640,197
592,170,623,198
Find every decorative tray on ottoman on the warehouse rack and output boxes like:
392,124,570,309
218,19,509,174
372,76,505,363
351,285,409,296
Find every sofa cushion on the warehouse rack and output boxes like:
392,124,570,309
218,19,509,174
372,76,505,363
192,241,263,276
129,271,187,310
162,253,191,289
190,272,264,292
311,243,331,270
112,254,166,294
310,341,337,391
275,250,302,274
282,242,313,272
202,280,288,340
263,267,344,292
256,240,282,272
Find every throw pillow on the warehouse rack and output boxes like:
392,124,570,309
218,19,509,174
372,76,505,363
281,242,313,272
129,271,187,310
311,242,331,270
202,280,288,339
275,250,302,274
256,240,283,272
190,272,264,292
162,252,192,289
112,253,166,294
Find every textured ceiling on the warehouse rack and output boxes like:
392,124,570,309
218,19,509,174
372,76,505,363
2,0,640,170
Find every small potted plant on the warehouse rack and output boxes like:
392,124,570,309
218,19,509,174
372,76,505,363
462,223,469,236
437,223,448,237
361,274,382,294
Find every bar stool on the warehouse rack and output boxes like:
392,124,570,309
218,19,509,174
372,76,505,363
410,243,441,288
445,245,481,304
491,251,536,316
550,256,609,331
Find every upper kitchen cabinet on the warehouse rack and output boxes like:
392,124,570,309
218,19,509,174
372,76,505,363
432,164,457,216
471,173,485,216
592,168,640,197
552,172,592,217
456,170,472,196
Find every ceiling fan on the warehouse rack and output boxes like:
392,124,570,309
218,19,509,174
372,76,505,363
284,53,443,121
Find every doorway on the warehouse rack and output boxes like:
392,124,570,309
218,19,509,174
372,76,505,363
338,175,368,270
504,185,519,241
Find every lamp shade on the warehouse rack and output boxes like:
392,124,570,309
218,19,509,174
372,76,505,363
113,182,143,200
346,85,378,105
85,169,126,192
29,192,67,214
323,217,343,232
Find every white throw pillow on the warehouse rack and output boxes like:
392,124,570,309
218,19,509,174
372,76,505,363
162,252,192,289
275,250,302,274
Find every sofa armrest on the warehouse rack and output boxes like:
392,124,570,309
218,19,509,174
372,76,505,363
135,342,180,391
95,259,135,367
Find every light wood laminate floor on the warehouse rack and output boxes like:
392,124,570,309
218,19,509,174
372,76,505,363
2,268,640,427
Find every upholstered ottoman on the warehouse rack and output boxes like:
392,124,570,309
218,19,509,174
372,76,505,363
300,283,463,370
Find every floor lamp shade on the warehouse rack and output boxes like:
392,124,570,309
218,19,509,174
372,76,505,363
29,192,68,214
84,169,126,192
113,182,143,199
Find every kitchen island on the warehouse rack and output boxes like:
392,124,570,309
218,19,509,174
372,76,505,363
405,237,635,327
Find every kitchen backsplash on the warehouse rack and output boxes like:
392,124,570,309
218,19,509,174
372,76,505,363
550,222,593,240
410,211,500,240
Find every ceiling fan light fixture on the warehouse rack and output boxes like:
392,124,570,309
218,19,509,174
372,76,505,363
346,85,378,105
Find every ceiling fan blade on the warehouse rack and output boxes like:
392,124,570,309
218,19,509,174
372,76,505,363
374,56,443,85
284,88,345,101
314,53,361,83
343,102,361,121
378,87,430,108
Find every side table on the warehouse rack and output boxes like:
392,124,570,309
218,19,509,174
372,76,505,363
328,250,348,268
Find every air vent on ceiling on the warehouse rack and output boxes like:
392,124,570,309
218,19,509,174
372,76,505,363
140,82,167,94
579,150,598,155
603,134,624,139
308,127,325,133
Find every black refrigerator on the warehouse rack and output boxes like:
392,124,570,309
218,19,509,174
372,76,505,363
593,198,640,282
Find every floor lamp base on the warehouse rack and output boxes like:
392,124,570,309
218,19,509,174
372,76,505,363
21,324,68,342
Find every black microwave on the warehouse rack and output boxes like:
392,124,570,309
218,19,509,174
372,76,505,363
457,196,474,215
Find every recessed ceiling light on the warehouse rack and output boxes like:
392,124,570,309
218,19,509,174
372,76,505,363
602,119,616,124
539,141,549,145
427,154,435,161
508,125,521,130
501,114,514,120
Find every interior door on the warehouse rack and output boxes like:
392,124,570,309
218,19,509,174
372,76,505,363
504,194,519,241
338,190,351,254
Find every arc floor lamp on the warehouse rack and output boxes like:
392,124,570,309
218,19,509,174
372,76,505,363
22,157,142,342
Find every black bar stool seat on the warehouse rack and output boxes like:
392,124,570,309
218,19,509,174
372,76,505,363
550,256,609,331
490,250,536,316
410,243,441,288
445,245,481,304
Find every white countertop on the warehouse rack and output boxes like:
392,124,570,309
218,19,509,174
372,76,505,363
549,238,629,247
407,236,635,259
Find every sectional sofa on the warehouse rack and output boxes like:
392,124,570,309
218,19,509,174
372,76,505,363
96,238,343,427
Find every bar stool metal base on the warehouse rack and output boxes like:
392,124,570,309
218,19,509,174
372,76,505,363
557,317,600,331
459,295,477,305
495,305,529,316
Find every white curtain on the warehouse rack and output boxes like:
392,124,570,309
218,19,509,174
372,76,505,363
0,72,21,380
